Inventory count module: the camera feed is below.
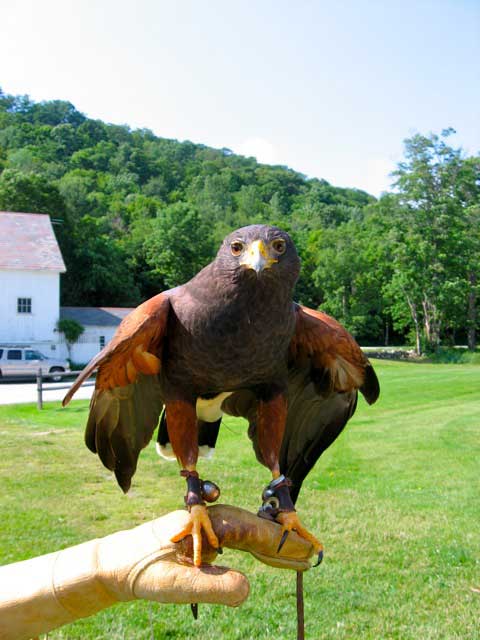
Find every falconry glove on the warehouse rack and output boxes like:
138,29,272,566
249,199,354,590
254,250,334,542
0,504,314,640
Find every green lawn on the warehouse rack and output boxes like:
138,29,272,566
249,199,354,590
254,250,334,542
1,360,479,639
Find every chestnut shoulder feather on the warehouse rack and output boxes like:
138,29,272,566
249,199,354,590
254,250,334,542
289,304,379,404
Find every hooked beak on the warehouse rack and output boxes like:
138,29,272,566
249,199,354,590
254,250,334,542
240,240,277,273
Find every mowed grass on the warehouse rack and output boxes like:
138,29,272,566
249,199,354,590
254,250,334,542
0,360,479,639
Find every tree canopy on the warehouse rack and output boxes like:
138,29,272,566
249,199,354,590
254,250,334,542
0,89,478,351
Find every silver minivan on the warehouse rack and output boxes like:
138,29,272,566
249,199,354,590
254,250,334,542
0,347,70,381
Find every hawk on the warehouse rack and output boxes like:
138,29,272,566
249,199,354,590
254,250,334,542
64,224,379,566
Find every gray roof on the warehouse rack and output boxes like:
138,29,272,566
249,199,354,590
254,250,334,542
0,211,66,272
60,307,134,327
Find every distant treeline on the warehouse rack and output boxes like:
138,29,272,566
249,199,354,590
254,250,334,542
0,90,478,352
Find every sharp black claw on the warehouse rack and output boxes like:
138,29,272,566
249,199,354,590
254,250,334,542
277,529,289,553
313,550,324,567
191,603,198,620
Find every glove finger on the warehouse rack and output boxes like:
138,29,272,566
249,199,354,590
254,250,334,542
207,504,314,571
133,560,249,607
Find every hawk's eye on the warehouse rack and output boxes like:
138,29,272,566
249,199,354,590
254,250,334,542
272,238,286,255
230,241,244,257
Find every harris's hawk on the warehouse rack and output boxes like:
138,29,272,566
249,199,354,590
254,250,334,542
64,224,379,566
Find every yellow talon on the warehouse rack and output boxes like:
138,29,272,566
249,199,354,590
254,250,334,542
171,504,219,567
277,511,324,564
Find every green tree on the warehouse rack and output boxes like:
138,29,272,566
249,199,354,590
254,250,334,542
388,130,468,353
60,215,140,306
455,157,480,349
58,170,96,219
309,218,388,344
29,100,85,127
56,318,84,361
0,169,65,215
144,202,214,288
70,141,117,172
235,185,266,224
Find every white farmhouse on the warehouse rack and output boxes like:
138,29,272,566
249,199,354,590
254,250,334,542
0,211,66,355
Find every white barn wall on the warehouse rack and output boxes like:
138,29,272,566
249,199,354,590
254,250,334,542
60,326,118,364
0,270,61,350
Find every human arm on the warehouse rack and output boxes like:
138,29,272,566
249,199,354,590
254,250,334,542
0,504,313,640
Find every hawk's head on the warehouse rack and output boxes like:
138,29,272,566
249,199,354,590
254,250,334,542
216,225,300,288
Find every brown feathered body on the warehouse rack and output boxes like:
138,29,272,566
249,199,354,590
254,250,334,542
161,258,298,399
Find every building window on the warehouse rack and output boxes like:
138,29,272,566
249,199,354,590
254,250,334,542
99,336,106,349
17,298,32,314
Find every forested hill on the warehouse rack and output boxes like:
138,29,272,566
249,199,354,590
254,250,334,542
0,90,478,351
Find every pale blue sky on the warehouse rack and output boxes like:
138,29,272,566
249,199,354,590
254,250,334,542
1,0,479,195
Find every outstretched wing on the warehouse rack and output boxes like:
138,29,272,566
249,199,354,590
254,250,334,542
63,292,172,492
222,304,379,503
282,304,379,501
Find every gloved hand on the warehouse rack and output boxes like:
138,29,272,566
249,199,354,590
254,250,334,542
0,504,314,640
96,504,314,605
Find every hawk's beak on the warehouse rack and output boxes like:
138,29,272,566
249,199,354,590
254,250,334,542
240,240,277,272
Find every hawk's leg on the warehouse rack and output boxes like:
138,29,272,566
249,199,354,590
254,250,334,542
256,393,324,566
165,400,219,566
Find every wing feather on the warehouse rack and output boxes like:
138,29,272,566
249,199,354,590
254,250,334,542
63,292,171,405
85,375,164,492
289,304,379,403
280,368,358,503
64,291,172,493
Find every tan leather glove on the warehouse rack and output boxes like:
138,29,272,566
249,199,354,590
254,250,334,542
0,504,314,640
